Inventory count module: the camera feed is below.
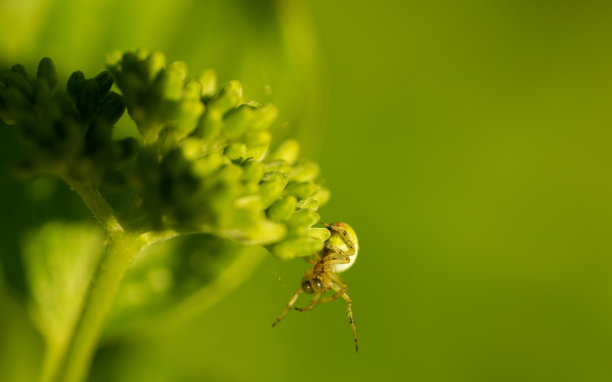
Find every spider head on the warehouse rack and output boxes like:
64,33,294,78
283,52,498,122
301,277,324,294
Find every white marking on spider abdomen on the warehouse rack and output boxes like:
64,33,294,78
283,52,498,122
333,250,358,273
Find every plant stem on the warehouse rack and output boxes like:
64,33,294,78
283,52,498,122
54,233,146,382
68,180,124,236
50,181,179,382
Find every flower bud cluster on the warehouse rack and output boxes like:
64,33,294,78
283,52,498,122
0,58,137,182
107,51,330,258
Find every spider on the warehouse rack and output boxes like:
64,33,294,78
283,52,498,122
272,222,359,352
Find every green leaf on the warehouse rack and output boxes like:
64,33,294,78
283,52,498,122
22,221,105,367
0,290,44,382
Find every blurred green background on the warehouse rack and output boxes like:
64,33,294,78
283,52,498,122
2,0,612,381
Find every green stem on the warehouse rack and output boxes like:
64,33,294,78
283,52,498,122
49,181,179,382
67,181,123,236
54,233,146,382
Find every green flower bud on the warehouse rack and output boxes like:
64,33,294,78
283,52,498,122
146,51,166,81
11,64,31,82
264,161,292,175
208,80,242,113
37,57,57,91
227,220,286,245
183,79,202,101
222,103,254,139
216,163,243,185
67,71,86,100
5,71,32,98
172,98,204,139
285,181,318,199
244,132,271,160
290,161,320,182
270,237,324,260
192,152,225,177
0,87,28,124
181,137,205,159
135,49,150,61
312,187,331,206
270,139,300,164
296,197,319,210
287,209,320,228
259,172,288,208
120,52,140,75
225,142,246,162
249,104,277,130
97,92,125,125
241,159,264,183
199,69,217,98
77,80,100,121
267,196,297,222
243,130,271,147
306,227,331,242
94,71,114,97
195,108,223,139
164,61,187,101
105,50,122,67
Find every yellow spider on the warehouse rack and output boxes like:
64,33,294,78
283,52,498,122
272,222,359,352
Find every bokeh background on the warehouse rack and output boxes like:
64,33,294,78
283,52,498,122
2,0,612,381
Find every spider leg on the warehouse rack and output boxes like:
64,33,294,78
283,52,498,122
319,290,342,304
324,242,352,258
323,222,356,256
323,257,350,265
295,293,322,312
272,288,302,327
328,275,358,352
322,258,351,273
303,254,319,265
328,272,347,289
341,292,358,352
296,289,342,311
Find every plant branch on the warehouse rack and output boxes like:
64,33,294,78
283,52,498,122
50,180,180,382
67,180,124,236
51,232,156,382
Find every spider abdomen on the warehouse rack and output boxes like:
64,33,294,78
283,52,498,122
326,222,358,273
